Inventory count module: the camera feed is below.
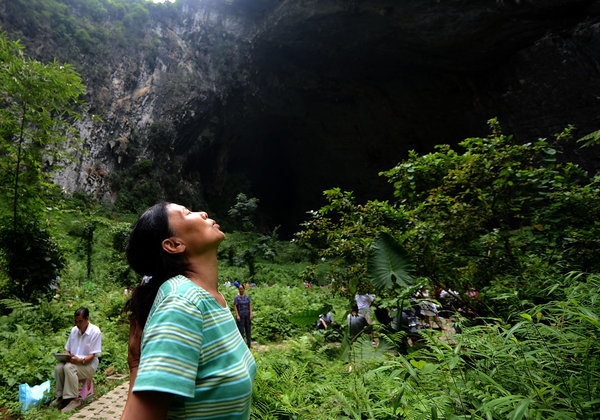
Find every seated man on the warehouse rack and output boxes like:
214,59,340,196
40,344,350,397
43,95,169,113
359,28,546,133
52,307,102,413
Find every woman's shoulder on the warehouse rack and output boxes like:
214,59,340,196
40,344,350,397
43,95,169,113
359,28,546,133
159,275,213,304
159,274,189,293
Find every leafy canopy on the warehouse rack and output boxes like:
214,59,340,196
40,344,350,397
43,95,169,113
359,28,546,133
297,119,600,315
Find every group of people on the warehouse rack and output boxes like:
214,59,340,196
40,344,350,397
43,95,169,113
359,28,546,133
345,289,453,344
314,294,375,343
224,277,256,290
314,288,453,345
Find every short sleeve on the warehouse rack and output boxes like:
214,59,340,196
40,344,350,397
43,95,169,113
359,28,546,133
89,326,102,355
133,294,204,398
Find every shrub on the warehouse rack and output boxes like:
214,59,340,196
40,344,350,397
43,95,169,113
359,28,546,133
0,217,65,301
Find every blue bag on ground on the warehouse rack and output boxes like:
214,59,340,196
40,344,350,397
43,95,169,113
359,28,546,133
19,380,51,411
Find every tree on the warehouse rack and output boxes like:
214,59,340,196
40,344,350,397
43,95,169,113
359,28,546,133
0,217,66,300
0,30,85,224
381,120,600,293
295,188,403,295
227,193,259,232
297,120,600,316
0,31,85,300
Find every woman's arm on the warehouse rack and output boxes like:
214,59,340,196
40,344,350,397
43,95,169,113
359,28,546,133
121,390,171,420
234,302,240,321
249,301,253,320
121,320,143,420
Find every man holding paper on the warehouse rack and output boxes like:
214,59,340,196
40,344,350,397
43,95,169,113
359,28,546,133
51,307,102,413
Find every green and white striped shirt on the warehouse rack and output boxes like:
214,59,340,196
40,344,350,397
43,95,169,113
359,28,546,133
133,275,256,419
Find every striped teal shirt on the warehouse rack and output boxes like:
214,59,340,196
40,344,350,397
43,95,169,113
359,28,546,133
133,275,256,419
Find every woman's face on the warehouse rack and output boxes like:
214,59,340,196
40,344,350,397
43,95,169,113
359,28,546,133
166,203,225,254
238,285,245,295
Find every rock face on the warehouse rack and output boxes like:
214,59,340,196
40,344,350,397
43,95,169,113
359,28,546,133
3,0,600,235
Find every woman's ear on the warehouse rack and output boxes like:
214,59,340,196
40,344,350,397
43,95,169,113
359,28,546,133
162,237,186,254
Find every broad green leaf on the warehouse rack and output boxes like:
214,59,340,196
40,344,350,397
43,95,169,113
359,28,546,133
367,231,415,291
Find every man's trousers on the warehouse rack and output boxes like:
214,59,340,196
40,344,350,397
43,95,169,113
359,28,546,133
54,362,96,399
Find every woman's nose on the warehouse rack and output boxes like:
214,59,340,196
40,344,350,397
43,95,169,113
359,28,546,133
200,212,208,219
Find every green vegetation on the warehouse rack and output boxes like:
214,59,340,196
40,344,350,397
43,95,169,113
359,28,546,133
0,31,85,301
1,118,597,418
0,196,319,418
298,120,600,318
253,273,600,418
0,23,599,419
0,0,175,69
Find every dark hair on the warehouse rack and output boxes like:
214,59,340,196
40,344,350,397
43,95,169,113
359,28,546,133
75,307,89,318
351,304,359,313
124,202,188,326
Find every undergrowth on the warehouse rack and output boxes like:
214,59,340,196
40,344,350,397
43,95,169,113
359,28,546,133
251,273,599,419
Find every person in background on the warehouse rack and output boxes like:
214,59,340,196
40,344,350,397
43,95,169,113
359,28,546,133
51,307,101,413
458,286,482,319
50,275,60,295
121,202,256,419
418,287,445,330
233,278,240,288
355,293,374,324
224,277,231,288
355,292,376,344
347,305,368,340
317,311,339,330
234,284,253,348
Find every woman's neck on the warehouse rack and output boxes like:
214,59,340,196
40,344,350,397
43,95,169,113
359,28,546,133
184,254,219,294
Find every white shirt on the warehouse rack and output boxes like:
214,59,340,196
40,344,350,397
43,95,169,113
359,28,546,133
355,294,375,312
65,322,102,370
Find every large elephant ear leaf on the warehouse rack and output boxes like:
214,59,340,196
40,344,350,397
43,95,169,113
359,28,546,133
367,231,415,291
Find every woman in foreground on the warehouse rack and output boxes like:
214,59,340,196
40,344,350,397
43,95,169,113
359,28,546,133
121,202,256,419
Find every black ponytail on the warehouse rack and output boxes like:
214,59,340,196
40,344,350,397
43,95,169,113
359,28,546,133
123,202,187,326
